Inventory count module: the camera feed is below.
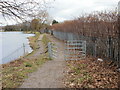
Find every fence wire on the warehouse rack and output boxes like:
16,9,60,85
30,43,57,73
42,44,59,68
2,44,32,64
48,30,120,67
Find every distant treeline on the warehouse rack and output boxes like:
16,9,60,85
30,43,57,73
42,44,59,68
4,19,58,32
4,25,22,31
4,21,34,31
4,19,52,32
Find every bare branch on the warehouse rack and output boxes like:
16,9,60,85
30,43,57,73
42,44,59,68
0,0,51,22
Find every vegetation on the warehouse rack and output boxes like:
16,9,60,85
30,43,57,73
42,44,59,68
3,9,52,32
30,19,40,32
4,16,52,32
50,10,119,65
2,33,51,88
51,10,118,38
2,55,49,88
41,34,51,60
52,20,59,25
28,32,40,51
4,25,20,31
42,34,51,46
64,57,118,88
0,0,52,22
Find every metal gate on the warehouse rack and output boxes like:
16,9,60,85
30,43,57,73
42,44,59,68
64,40,86,60
48,42,57,59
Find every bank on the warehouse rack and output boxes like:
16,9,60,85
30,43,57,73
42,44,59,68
2,32,51,88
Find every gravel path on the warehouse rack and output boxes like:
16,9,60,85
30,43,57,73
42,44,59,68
20,34,66,88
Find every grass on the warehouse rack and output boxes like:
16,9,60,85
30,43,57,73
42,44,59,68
28,32,40,50
26,32,40,57
41,34,51,54
42,34,51,46
23,31,34,34
2,33,51,88
2,55,49,88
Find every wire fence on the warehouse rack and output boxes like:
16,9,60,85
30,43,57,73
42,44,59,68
2,44,32,64
48,30,120,67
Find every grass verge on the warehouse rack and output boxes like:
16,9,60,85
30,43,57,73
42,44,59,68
41,34,51,46
41,34,52,60
2,55,49,88
2,33,51,88
23,31,34,34
26,32,40,57
28,32,40,50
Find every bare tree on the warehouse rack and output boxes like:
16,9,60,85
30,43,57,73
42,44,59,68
35,10,53,25
0,0,51,22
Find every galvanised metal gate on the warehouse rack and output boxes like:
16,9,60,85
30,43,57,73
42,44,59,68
48,42,57,59
64,40,86,60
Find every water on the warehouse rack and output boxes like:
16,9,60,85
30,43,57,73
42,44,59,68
0,32,35,64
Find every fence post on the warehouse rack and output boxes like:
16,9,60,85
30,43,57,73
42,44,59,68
94,40,97,57
23,43,25,55
118,2,120,68
107,36,111,58
48,42,52,58
84,41,86,58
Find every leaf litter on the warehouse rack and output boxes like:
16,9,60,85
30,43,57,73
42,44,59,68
63,57,119,88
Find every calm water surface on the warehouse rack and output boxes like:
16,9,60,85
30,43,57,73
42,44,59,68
0,32,34,64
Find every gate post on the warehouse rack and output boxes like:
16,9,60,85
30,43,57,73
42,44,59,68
23,43,25,55
118,2,120,68
48,42,52,59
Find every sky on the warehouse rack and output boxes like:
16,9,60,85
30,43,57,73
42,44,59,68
0,0,119,25
48,0,119,22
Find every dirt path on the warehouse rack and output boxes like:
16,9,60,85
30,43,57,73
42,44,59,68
20,34,66,88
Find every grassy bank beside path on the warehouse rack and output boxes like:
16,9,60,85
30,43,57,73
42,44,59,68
2,33,51,88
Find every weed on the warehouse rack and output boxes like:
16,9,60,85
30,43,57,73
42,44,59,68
78,64,86,68
73,67,81,75
24,62,32,67
42,34,51,46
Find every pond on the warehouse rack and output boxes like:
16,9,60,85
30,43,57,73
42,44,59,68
0,32,35,64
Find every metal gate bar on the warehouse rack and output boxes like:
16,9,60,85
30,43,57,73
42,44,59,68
48,42,57,59
65,40,86,60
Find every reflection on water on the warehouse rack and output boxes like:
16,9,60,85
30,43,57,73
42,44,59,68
0,32,35,64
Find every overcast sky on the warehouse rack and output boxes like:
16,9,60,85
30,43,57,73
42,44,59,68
48,0,119,22
0,0,119,25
